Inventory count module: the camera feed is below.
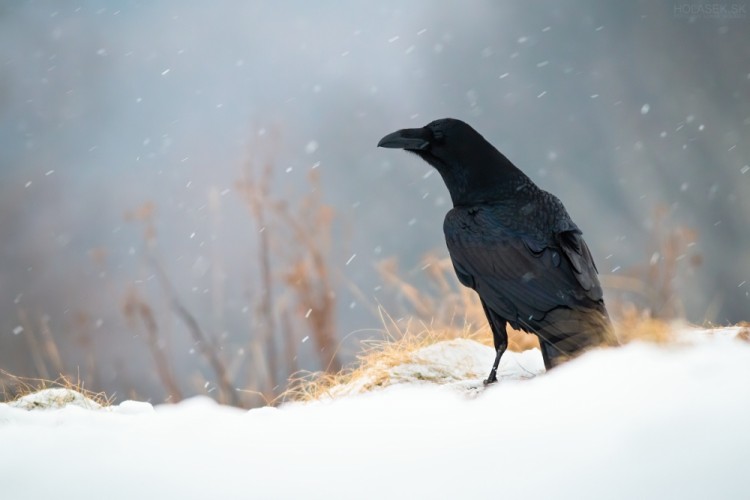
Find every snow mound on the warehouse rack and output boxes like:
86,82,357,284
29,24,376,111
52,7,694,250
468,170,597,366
8,388,102,411
306,324,748,399
676,323,749,343
1,330,750,499
391,338,544,382
2,334,750,499
326,338,544,397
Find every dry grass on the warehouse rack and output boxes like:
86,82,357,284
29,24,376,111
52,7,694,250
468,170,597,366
282,308,482,402
736,322,750,343
613,304,675,344
376,254,539,352
0,369,113,407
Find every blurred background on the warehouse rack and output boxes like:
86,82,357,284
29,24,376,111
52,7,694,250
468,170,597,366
1,0,748,406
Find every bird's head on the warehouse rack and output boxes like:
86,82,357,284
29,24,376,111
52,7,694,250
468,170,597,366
377,118,526,206
377,118,478,169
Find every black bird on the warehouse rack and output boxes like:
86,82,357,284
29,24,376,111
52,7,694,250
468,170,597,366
378,118,617,384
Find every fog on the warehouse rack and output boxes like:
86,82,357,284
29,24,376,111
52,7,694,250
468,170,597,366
1,1,748,403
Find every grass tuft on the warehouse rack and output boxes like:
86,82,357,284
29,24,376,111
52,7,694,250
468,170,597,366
0,369,113,408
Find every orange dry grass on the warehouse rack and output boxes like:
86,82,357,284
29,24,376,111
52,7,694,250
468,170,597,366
282,307,487,402
377,254,539,352
736,322,750,343
614,304,675,344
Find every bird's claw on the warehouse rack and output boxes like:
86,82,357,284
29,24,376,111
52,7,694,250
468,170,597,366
483,372,498,386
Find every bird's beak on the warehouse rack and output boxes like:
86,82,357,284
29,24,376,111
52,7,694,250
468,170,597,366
377,128,431,150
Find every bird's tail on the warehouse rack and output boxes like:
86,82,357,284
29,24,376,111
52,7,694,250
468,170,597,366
533,306,618,369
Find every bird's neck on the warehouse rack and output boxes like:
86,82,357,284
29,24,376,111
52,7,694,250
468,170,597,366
441,152,533,207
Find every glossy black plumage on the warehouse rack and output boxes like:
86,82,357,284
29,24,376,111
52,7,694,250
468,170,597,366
378,118,617,383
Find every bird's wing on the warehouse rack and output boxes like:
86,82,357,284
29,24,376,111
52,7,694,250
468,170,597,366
556,227,602,296
444,206,604,326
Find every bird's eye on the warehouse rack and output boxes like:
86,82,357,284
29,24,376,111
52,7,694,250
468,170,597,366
432,130,445,144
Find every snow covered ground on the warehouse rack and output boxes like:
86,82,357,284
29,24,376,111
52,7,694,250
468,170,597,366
2,329,750,500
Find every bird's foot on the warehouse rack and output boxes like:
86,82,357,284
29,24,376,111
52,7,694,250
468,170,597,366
483,370,498,386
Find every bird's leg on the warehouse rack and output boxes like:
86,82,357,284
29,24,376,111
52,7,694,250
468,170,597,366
483,347,504,385
484,321,508,385
481,304,508,385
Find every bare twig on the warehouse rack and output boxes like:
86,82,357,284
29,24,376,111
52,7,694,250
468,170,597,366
16,308,50,380
123,290,184,402
126,202,239,406
37,313,64,376
148,256,238,406
237,157,280,396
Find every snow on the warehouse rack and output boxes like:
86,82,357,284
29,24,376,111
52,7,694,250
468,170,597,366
8,388,102,411
2,331,750,499
389,338,542,385
326,339,543,398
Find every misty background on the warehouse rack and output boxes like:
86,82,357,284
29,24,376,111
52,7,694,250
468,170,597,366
1,1,748,404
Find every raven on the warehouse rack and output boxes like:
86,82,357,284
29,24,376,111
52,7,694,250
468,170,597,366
378,118,617,384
